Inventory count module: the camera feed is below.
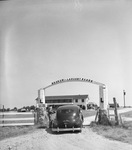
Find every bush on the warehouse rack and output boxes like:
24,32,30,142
37,106,49,128
98,109,111,126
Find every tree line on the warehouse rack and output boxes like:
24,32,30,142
0,105,36,112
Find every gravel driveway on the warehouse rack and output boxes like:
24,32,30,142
0,127,132,150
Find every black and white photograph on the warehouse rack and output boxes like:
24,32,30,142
0,0,132,149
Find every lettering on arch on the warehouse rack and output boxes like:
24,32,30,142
51,78,93,85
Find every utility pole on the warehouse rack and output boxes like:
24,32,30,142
3,105,4,112
123,90,126,108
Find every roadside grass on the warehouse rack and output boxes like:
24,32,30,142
90,110,132,145
0,126,37,141
90,121,132,144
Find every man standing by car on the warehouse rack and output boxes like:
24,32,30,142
47,106,53,127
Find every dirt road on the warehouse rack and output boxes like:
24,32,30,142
0,127,132,150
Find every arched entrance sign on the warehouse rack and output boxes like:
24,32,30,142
38,78,108,109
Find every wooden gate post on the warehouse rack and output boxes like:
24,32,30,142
113,97,119,125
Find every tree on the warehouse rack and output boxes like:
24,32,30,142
7,108,10,111
14,107,17,111
30,105,35,110
25,106,30,111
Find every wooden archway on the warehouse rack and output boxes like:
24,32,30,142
38,78,108,109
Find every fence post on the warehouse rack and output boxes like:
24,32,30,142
113,97,119,125
34,111,38,125
2,105,4,127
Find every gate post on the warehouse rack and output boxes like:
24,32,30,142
99,86,108,109
113,97,119,125
38,88,45,104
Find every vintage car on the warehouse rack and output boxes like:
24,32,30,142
51,105,84,132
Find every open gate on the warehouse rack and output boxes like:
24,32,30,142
38,78,108,109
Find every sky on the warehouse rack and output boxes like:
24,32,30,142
0,0,132,108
